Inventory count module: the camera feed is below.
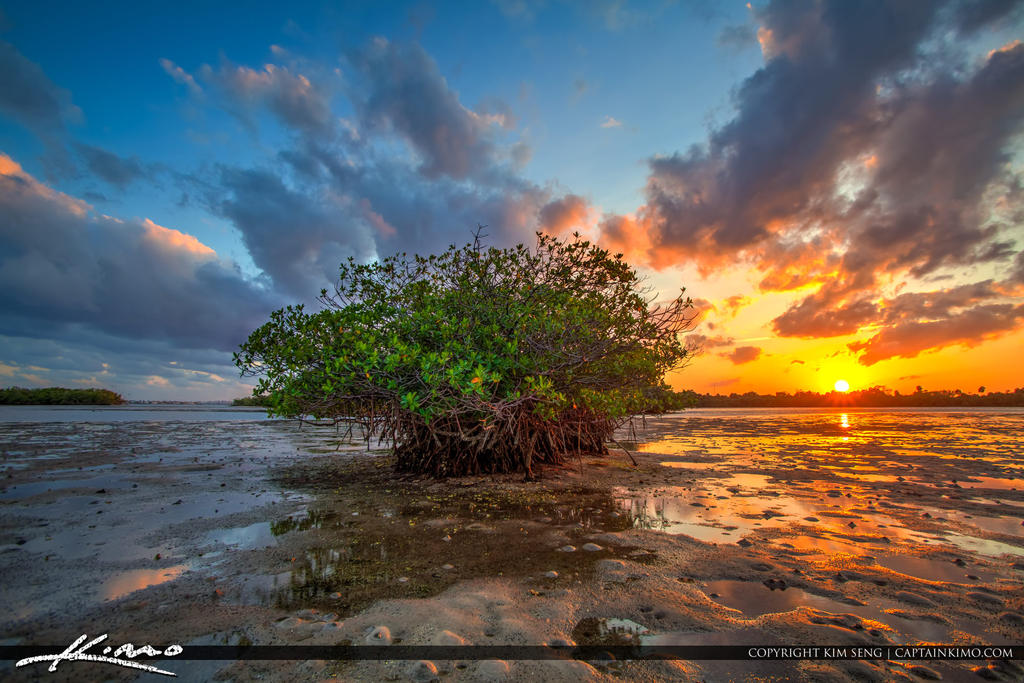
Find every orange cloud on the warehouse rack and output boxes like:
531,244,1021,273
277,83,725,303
141,218,216,258
538,194,598,237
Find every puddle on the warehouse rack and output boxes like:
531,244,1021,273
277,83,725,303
773,534,876,557
704,579,870,618
102,565,189,601
205,522,278,550
938,533,1024,557
659,461,721,470
875,555,999,583
571,617,650,645
957,476,1022,491
616,486,815,543
702,580,962,641
0,473,134,500
245,492,637,612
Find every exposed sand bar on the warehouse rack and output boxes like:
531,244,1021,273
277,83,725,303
1,407,1022,681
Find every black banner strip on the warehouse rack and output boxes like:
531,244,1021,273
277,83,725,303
2,645,1020,661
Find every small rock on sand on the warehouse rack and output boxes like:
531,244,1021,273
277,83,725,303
274,617,304,630
998,612,1024,626
407,660,439,682
907,664,941,680
544,570,559,579
365,625,392,645
441,563,454,570
895,591,935,607
433,630,468,646
557,545,576,552
477,659,511,680
968,592,1003,606
582,543,603,552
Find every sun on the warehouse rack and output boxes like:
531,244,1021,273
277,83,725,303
834,379,850,392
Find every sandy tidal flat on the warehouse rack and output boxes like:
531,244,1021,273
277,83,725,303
1,406,1023,681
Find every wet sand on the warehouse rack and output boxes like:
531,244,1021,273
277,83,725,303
1,407,1022,681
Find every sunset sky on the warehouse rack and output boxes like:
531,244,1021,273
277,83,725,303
1,0,1023,400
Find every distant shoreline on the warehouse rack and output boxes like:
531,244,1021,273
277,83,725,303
682,387,1024,409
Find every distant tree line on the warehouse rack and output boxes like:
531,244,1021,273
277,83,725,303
231,395,274,407
0,387,125,405
677,386,1024,408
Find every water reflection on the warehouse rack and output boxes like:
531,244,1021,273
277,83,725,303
629,410,1024,564
102,565,188,601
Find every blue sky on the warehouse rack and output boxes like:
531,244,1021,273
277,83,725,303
2,1,1023,400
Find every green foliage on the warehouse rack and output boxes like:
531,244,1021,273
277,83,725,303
236,233,697,475
0,386,124,405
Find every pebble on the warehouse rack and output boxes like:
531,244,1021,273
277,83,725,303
557,545,576,552
274,617,305,630
476,659,511,680
434,630,468,646
398,577,410,583
544,570,559,579
737,539,753,547
998,612,1024,626
968,591,1003,606
582,543,603,552
907,664,941,680
441,535,451,542
441,564,454,570
365,625,392,645
406,660,439,682
895,591,935,607
972,666,1000,681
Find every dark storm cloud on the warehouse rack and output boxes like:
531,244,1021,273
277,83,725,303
952,0,1023,32
0,155,281,352
716,24,756,51
194,38,550,299
596,0,1024,363
75,143,151,189
772,287,879,338
684,333,735,351
725,345,762,365
214,165,378,298
843,281,1024,365
345,38,505,181
606,0,948,263
208,150,548,298
0,41,80,132
538,194,593,235
196,58,337,138
849,302,1024,366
